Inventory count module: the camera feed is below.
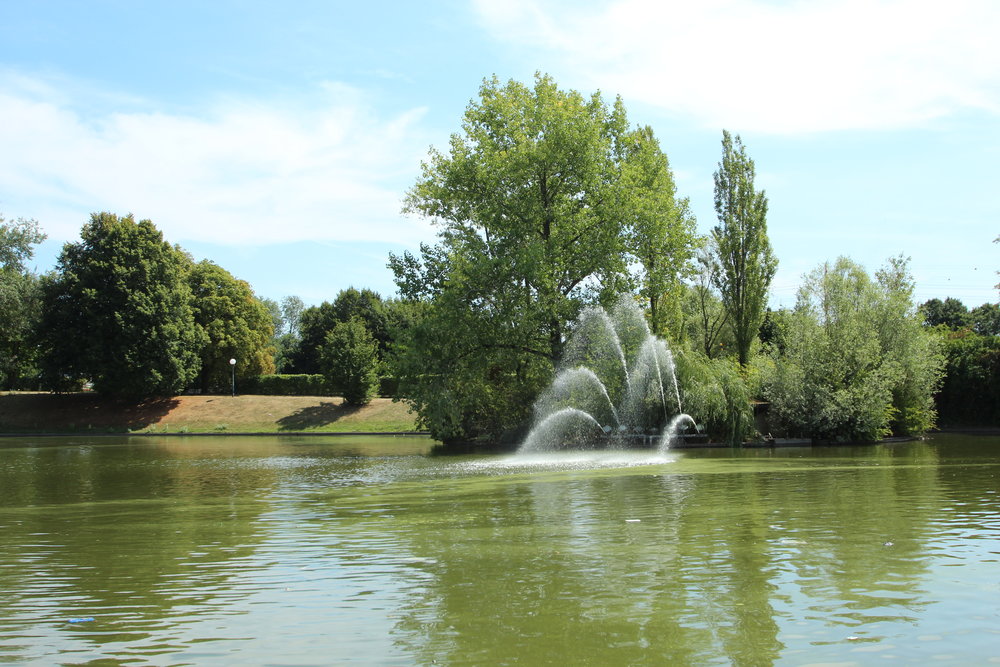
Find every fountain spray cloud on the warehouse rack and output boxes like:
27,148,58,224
520,296,696,454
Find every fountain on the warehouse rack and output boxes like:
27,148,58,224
519,297,698,454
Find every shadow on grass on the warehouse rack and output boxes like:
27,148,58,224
277,401,362,431
0,393,179,433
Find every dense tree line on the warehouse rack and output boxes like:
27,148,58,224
3,73,992,439
918,297,1000,425
389,74,964,445
0,213,401,405
274,287,420,405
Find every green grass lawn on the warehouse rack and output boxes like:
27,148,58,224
0,393,422,434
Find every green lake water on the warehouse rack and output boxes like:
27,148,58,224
0,434,998,665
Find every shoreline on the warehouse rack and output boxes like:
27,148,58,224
4,429,987,447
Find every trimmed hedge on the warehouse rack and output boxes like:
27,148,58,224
241,374,336,396
241,374,399,398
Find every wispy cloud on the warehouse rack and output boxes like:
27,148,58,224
0,71,433,244
474,0,1000,134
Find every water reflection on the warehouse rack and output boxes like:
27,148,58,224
0,439,279,662
0,436,998,664
327,444,952,665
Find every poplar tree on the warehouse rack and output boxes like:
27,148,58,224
711,130,777,367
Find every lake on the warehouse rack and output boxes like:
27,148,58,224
1,433,998,665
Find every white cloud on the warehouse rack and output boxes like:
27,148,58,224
0,72,433,244
474,0,1000,133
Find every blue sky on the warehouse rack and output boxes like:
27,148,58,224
1,0,997,308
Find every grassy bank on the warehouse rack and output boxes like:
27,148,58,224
0,392,422,435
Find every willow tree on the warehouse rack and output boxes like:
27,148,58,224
712,130,777,367
391,74,692,443
764,256,943,441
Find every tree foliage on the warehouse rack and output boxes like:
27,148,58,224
619,126,698,337
267,295,306,373
674,349,755,445
187,260,275,393
280,295,305,338
934,329,1000,425
390,74,696,443
320,318,380,406
683,242,733,358
920,297,969,329
762,257,943,441
260,297,284,336
971,303,1000,336
711,130,777,367
38,212,203,397
0,216,46,274
291,288,388,374
0,215,46,389
293,301,338,374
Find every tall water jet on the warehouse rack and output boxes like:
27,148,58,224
519,296,697,452
561,306,629,407
520,408,606,453
535,367,621,429
658,414,697,454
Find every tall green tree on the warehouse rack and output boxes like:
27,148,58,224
712,130,777,367
260,297,284,336
262,295,305,373
330,288,390,354
391,74,693,443
0,215,46,272
187,260,276,393
38,212,203,397
875,255,945,434
0,215,46,388
292,301,338,374
619,126,698,337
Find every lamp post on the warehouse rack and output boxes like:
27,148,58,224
229,358,236,397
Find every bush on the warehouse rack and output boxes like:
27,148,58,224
761,257,943,442
321,319,380,406
239,373,399,398
241,374,336,396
